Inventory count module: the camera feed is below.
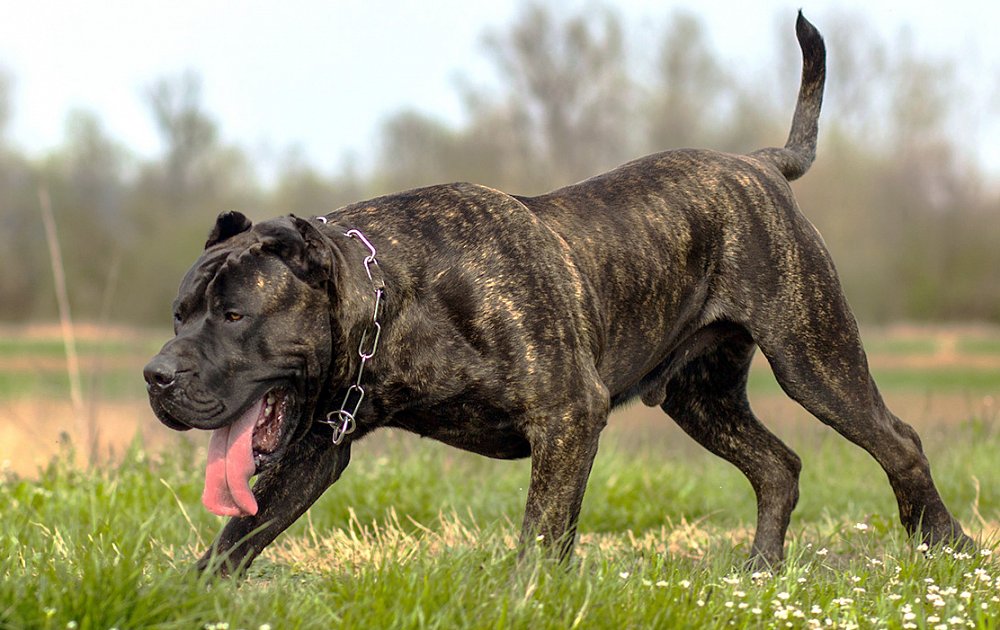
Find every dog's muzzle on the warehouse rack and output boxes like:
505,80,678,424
144,354,181,392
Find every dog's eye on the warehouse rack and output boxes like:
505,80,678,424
224,311,244,323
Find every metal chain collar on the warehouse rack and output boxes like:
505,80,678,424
315,218,385,445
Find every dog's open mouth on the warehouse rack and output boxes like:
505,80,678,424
202,388,291,518
252,389,287,456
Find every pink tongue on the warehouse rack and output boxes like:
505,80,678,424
202,398,262,517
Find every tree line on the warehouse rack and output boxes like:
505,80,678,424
1,3,998,325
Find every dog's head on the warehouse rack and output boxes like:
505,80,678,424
144,211,336,517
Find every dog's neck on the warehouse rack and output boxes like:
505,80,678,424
313,219,388,444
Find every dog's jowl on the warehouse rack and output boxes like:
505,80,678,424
144,13,972,576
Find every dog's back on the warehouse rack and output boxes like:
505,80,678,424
508,12,825,390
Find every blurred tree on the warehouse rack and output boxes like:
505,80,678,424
271,149,366,216
0,69,9,141
36,111,129,318
377,110,462,191
60,111,128,222
647,12,726,151
473,2,634,191
144,71,219,210
818,12,890,142
115,70,262,323
0,71,49,320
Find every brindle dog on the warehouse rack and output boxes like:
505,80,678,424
144,13,971,576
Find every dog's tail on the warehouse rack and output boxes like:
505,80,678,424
752,11,826,181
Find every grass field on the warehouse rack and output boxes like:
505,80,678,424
1,324,1000,628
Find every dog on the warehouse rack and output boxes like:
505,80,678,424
144,12,971,576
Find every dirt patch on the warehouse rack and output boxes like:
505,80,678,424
0,399,187,476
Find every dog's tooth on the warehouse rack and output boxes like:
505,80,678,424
267,393,276,405
265,404,273,418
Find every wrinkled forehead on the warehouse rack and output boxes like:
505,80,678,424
173,237,292,314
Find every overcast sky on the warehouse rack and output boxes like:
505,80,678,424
1,0,998,177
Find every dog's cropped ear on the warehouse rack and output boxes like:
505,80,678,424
258,215,333,287
205,211,253,248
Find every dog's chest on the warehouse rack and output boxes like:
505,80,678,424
386,402,532,459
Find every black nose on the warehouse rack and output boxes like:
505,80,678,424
143,355,180,390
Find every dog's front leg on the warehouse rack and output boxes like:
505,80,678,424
520,408,605,562
196,436,351,577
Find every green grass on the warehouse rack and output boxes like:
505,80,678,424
0,330,162,400
958,336,1000,356
747,365,1000,395
0,368,143,400
870,367,1000,392
3,326,1000,401
860,336,939,356
4,361,997,404
3,423,1000,629
0,336,163,358
2,325,999,626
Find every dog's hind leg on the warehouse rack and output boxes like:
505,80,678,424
747,234,971,551
660,326,801,569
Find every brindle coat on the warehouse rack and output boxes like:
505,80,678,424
144,13,971,576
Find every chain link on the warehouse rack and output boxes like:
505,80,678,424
315,221,384,445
